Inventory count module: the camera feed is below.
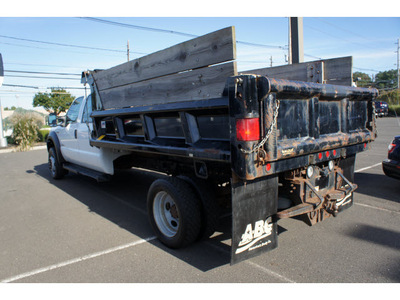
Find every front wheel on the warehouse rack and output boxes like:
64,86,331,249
147,177,202,249
48,147,65,179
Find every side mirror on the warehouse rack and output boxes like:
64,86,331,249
56,116,66,127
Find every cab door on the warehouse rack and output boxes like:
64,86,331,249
76,95,103,171
56,97,84,164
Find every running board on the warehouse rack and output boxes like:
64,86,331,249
63,163,111,182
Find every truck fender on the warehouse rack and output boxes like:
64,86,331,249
47,131,66,164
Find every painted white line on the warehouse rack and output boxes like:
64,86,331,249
1,236,156,283
355,202,400,215
355,162,381,173
206,241,295,283
245,260,296,283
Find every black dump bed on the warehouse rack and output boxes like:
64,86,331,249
88,73,377,180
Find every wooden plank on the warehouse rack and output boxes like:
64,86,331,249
98,62,237,110
240,63,309,82
92,26,236,91
323,56,352,86
240,56,353,86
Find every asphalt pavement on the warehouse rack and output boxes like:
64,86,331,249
0,117,399,285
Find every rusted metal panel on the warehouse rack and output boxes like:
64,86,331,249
229,75,378,181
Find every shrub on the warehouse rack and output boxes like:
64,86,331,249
388,104,400,117
38,129,50,142
9,112,44,151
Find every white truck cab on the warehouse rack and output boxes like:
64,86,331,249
47,94,128,180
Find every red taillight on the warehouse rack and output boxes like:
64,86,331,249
318,153,323,160
388,143,396,154
236,118,260,141
325,151,330,158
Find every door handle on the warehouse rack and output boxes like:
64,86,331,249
74,129,77,139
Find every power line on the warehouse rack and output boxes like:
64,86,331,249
6,74,79,80
80,17,198,38
2,84,85,90
353,66,381,73
315,18,372,41
312,17,387,54
0,34,125,53
0,40,125,58
304,23,381,51
80,17,288,51
5,62,80,69
0,34,147,55
5,70,81,76
3,83,39,89
82,17,322,60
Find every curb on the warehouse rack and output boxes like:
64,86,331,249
0,145,47,154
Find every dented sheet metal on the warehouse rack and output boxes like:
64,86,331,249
229,75,378,181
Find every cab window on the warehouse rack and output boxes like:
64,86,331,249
66,97,84,123
82,95,93,123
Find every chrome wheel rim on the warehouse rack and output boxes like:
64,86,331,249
153,191,179,238
49,155,56,177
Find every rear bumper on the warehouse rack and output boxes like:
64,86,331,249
382,159,400,180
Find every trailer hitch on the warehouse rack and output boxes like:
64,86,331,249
276,169,357,224
276,179,324,219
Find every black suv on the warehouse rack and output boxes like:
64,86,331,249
382,135,400,180
374,101,389,117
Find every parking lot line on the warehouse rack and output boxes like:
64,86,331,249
206,241,295,283
355,202,400,215
355,162,382,173
1,236,156,283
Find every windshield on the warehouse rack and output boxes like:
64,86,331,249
66,96,84,123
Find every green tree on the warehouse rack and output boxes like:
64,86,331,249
32,88,75,116
375,69,398,90
377,89,400,106
353,72,372,87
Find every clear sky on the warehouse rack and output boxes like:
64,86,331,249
0,1,399,109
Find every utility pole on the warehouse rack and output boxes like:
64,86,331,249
0,53,7,147
127,40,130,62
397,38,399,101
288,17,304,64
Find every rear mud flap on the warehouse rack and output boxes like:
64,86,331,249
231,174,278,265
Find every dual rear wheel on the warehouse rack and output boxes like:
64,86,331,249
147,177,217,249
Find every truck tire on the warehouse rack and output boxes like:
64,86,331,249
48,147,65,179
147,177,202,249
178,175,219,240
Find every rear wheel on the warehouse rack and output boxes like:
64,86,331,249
178,176,219,240
147,177,202,248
